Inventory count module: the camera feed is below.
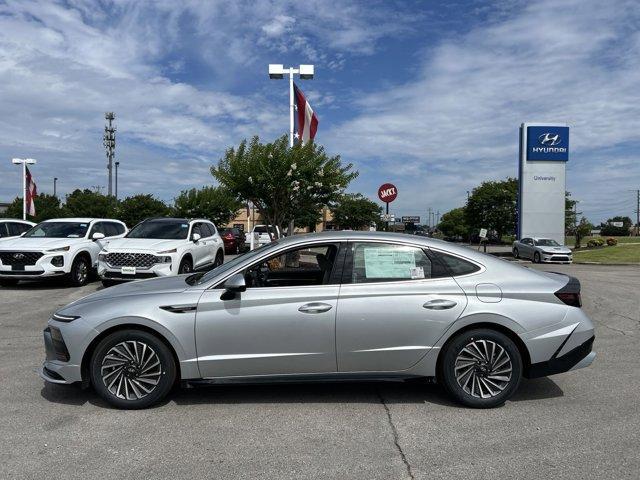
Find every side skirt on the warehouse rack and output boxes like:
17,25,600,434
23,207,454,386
185,372,435,387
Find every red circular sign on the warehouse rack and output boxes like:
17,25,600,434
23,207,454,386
378,183,398,203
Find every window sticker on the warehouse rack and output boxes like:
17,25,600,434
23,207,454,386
363,247,416,278
410,266,425,279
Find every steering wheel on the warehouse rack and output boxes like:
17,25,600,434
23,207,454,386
249,263,270,287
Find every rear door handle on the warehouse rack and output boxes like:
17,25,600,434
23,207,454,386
298,302,333,314
423,299,457,310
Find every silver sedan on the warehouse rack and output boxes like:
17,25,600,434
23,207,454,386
513,237,573,263
40,231,595,409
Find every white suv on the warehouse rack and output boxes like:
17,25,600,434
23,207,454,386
0,218,127,287
97,217,224,286
0,219,35,240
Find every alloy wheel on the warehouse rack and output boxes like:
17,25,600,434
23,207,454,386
100,340,162,401
76,261,88,284
454,339,513,399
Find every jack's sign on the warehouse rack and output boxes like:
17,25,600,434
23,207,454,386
378,183,398,203
526,126,569,162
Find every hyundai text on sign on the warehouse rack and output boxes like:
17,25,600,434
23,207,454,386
378,183,398,203
526,126,569,161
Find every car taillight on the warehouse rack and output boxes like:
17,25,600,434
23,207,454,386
555,291,581,307
224,233,234,239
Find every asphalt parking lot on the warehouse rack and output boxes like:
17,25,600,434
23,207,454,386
1,263,638,479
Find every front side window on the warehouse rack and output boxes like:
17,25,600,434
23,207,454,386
535,238,559,247
126,220,189,240
243,244,338,288
351,242,436,283
23,222,89,238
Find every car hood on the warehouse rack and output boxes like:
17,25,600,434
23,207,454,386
0,237,83,251
104,238,186,252
65,275,192,308
538,246,572,253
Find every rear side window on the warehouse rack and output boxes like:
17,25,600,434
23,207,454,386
200,223,212,237
350,242,438,283
0,223,8,237
430,250,481,276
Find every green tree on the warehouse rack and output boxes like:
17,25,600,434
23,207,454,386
600,216,632,236
4,194,65,222
116,194,171,228
173,186,242,228
565,191,578,234
331,193,381,230
64,189,118,218
574,217,594,248
465,178,517,240
211,135,358,236
438,207,468,240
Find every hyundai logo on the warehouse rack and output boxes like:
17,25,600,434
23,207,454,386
13,253,26,260
538,133,561,146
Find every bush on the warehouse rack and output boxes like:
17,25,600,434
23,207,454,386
606,237,618,246
587,238,605,248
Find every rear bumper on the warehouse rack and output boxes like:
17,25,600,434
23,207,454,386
526,336,595,378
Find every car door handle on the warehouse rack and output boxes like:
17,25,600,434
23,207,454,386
423,299,457,310
298,302,333,314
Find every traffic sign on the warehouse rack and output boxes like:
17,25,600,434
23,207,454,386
402,216,420,223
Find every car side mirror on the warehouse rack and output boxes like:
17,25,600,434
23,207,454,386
220,273,246,300
192,233,201,242
92,232,105,241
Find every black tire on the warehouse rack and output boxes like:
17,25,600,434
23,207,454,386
68,255,91,287
178,257,192,274
512,248,519,259
533,252,541,263
101,279,118,288
214,250,224,267
439,328,522,408
90,329,176,409
0,279,19,287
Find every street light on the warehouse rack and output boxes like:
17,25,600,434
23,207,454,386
54,177,58,197
268,64,314,147
12,157,37,220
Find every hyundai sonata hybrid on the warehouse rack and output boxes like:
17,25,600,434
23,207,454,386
40,231,595,409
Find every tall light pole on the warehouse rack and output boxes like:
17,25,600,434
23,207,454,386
268,64,314,147
115,161,120,200
103,112,116,196
11,158,36,220
53,177,58,197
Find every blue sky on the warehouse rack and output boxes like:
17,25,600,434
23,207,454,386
1,0,639,224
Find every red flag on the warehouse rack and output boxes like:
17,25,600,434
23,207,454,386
293,83,318,144
25,166,37,217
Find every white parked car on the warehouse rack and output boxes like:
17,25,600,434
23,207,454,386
0,218,127,287
245,224,282,248
0,219,35,240
97,217,224,286
512,237,573,264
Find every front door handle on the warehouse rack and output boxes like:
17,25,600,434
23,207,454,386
423,299,457,310
298,302,333,314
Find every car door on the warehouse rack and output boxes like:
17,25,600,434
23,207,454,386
194,241,343,378
188,222,207,268
86,222,111,263
336,241,468,372
203,223,222,264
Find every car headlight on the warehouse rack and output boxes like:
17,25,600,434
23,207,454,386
47,246,70,252
159,256,172,263
52,312,81,322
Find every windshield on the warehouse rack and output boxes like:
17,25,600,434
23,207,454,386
127,220,189,239
23,222,89,238
536,239,560,247
192,241,281,285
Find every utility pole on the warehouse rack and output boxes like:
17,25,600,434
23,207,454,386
427,207,432,231
103,112,116,196
115,161,120,200
436,210,440,229
53,177,58,197
635,189,640,236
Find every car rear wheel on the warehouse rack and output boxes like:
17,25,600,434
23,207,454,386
439,329,522,408
90,329,176,409
68,255,90,287
178,257,192,274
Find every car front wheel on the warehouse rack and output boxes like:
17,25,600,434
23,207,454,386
533,252,541,263
178,257,192,274
439,329,522,408
512,248,519,258
69,255,90,287
90,329,176,409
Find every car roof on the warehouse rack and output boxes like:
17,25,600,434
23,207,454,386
41,218,123,223
143,217,212,223
0,218,34,223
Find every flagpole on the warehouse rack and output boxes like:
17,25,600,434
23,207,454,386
289,69,294,148
22,162,26,220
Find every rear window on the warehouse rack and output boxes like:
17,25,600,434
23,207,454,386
430,250,481,276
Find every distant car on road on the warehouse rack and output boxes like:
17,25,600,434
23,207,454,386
41,231,595,409
512,237,573,263
0,219,35,240
245,224,281,248
0,218,126,287
221,227,246,255
97,218,224,286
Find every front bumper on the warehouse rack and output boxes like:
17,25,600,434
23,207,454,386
540,252,573,263
0,252,69,278
97,259,173,281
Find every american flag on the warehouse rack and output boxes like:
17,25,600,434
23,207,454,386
293,83,318,144
25,166,37,216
